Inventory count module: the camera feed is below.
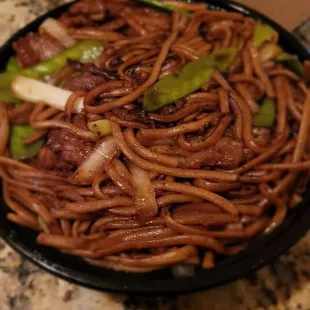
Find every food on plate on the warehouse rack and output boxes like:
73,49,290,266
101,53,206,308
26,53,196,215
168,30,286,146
0,0,309,274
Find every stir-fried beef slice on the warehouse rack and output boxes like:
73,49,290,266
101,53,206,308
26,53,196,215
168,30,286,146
201,138,243,168
181,138,244,169
13,34,39,68
38,147,60,170
63,72,105,92
39,115,94,171
13,33,64,68
47,128,94,167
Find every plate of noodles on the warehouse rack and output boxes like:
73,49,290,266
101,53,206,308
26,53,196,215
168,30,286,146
0,0,309,295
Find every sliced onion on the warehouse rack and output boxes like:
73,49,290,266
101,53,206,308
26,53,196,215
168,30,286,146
0,102,9,156
128,163,158,217
70,136,118,185
88,119,112,137
259,43,281,63
40,18,76,48
12,77,84,113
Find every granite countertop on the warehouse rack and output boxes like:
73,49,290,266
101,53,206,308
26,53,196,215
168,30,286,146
1,1,310,309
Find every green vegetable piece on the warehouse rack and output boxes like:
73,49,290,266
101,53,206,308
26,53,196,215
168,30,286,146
0,89,21,104
0,40,104,89
0,58,22,104
78,40,106,62
252,98,276,127
88,119,112,137
135,0,189,15
6,57,20,73
0,71,38,90
10,125,44,160
275,51,304,77
253,20,274,47
143,48,237,112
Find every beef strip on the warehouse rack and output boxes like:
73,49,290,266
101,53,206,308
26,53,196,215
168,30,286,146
38,115,94,171
201,138,244,168
63,72,106,92
13,33,64,68
38,147,60,170
181,138,244,169
47,128,94,166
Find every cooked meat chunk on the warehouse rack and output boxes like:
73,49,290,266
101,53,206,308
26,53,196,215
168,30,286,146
38,116,94,171
181,138,244,169
201,138,244,168
13,33,64,68
63,72,105,91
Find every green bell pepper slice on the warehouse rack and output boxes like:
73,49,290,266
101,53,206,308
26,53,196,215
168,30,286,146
0,89,20,105
10,125,44,160
252,97,276,127
143,48,237,112
2,58,21,105
274,51,304,77
253,20,274,47
5,61,43,160
88,119,112,137
6,57,20,73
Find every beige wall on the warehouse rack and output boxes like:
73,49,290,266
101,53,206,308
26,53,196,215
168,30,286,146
238,0,310,31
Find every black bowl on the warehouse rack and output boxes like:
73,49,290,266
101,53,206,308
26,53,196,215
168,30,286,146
0,0,309,296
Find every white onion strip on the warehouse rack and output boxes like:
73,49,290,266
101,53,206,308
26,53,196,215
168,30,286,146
128,163,158,217
12,77,84,113
40,18,76,48
70,136,118,185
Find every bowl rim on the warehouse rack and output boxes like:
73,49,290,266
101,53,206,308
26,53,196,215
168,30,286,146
0,0,310,296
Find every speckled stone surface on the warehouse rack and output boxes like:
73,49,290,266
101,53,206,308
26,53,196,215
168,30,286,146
0,1,310,309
